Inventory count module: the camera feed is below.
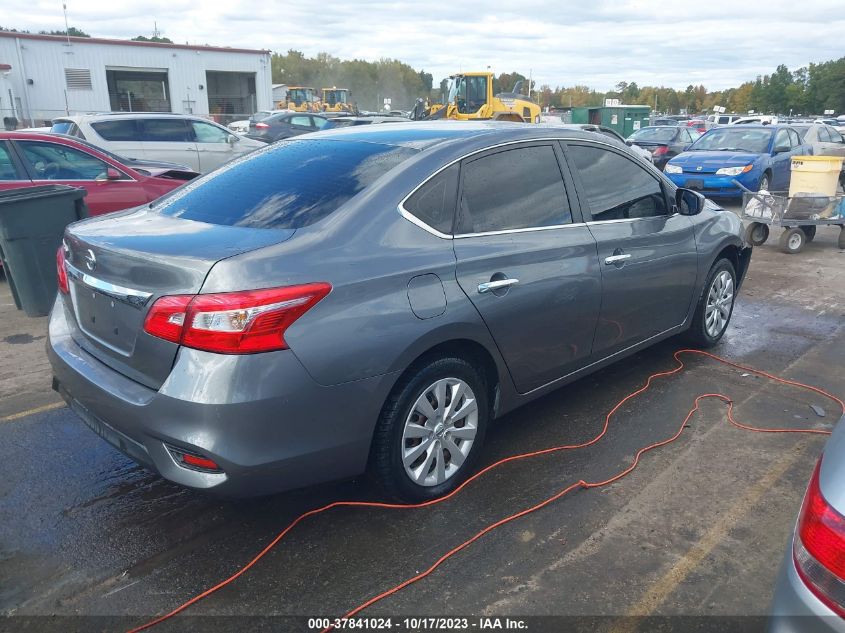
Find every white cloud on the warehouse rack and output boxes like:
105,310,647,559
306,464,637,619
4,0,844,90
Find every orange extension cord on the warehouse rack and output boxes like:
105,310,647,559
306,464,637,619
126,349,845,633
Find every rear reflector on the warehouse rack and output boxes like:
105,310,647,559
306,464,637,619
794,458,845,617
143,283,331,354
166,446,223,473
56,247,69,294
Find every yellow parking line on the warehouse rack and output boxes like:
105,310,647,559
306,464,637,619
608,442,808,633
0,401,65,423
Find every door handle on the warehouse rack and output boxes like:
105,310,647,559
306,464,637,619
478,278,519,293
604,254,631,265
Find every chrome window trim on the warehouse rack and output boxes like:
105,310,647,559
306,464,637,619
396,136,626,239
65,261,153,308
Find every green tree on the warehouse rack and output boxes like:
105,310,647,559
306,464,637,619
39,26,90,37
132,35,174,43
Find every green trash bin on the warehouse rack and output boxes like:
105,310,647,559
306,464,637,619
0,185,89,317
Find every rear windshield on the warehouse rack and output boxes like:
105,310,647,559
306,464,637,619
50,121,74,135
155,139,417,229
630,127,676,142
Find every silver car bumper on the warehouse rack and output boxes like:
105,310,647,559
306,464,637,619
769,535,845,633
47,296,398,496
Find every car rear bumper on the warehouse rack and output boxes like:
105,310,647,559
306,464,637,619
47,296,396,496
769,536,845,633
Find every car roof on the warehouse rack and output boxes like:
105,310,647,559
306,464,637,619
302,121,604,151
52,112,212,123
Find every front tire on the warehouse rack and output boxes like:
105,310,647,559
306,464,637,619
686,258,737,348
372,357,489,502
759,172,771,192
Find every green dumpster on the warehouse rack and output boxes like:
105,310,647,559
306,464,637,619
0,185,89,317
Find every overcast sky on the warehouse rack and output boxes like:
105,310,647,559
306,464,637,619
4,0,844,91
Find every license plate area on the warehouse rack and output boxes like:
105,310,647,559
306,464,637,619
686,179,704,190
70,281,139,355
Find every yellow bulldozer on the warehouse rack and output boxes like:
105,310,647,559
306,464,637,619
410,72,541,123
280,86,320,112
322,87,355,113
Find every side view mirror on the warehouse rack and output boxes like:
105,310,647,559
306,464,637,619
96,167,122,181
227,134,239,145
773,144,790,154
676,187,705,216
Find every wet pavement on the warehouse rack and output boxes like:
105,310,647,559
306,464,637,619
1,213,844,632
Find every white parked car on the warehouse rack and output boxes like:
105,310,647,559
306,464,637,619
705,113,743,128
730,115,779,126
791,123,845,159
50,113,265,174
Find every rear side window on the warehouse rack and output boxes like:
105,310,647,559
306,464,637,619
403,164,459,234
457,145,571,234
141,119,191,142
156,139,417,229
570,145,667,221
91,119,138,141
818,127,832,142
0,143,21,180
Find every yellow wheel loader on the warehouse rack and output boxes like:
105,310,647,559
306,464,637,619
409,72,540,123
279,87,320,113
322,88,355,113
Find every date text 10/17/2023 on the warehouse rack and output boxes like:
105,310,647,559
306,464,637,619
307,617,529,630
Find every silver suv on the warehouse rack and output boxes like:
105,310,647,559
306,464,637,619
50,113,265,174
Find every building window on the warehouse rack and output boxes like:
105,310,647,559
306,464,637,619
106,69,171,112
64,68,93,90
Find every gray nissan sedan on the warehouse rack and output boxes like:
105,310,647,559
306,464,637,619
48,122,751,500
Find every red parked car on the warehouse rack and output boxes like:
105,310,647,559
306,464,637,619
686,119,707,134
0,132,199,216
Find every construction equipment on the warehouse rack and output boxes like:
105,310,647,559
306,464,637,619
322,88,355,114
410,72,540,124
280,87,320,113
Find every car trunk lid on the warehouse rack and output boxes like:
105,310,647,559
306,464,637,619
61,206,295,389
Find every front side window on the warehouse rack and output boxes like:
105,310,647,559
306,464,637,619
311,117,328,129
789,129,803,146
569,145,667,221
191,121,229,143
140,119,191,142
403,164,459,234
18,141,111,180
830,128,844,144
457,145,571,234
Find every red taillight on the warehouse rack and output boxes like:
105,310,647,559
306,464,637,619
56,247,69,294
143,283,331,354
142,295,192,343
255,122,270,129
653,146,669,156
794,458,845,617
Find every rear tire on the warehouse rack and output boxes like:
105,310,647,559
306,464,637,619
779,227,806,254
686,258,737,348
372,356,489,502
744,222,769,246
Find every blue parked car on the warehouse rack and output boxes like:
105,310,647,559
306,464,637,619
664,125,809,196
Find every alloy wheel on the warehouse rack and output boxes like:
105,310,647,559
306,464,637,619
401,378,479,487
705,270,734,338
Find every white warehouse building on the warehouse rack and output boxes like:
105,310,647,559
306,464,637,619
0,31,273,127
